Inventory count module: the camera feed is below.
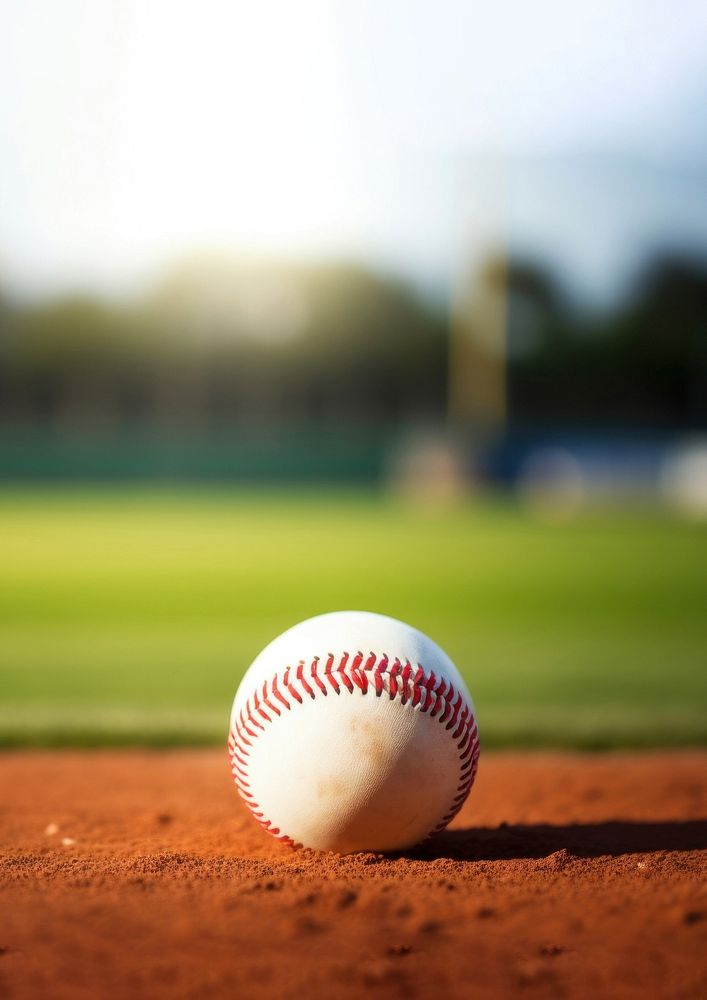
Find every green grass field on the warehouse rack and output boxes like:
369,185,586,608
1,489,705,748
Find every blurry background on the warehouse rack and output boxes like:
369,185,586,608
1,0,705,747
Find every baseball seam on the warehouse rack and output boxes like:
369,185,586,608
227,651,480,850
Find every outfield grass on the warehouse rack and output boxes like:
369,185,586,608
1,489,705,748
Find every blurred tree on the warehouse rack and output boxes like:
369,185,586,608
0,250,704,454
508,252,707,428
614,255,707,425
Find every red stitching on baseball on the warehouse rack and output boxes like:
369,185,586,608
296,662,315,699
261,680,280,718
350,652,367,693
253,691,271,725
374,655,387,696
438,684,453,723
324,654,340,694
271,674,290,711
311,658,327,695
337,652,354,693
388,658,400,699
228,652,479,850
400,662,412,705
445,693,462,730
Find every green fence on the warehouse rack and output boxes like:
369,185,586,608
0,426,396,483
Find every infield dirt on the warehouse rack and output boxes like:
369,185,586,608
0,750,705,999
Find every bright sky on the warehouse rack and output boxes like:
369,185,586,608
0,0,706,301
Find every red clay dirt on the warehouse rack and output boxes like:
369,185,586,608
0,750,705,999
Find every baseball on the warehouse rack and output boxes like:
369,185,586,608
228,610,479,853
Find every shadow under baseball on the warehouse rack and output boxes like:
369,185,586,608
402,819,707,861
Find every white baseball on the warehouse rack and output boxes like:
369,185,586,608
228,610,479,853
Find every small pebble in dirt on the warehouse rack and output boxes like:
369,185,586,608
545,848,573,871
61,837,76,847
44,823,59,836
242,879,281,893
387,944,412,958
476,907,496,919
297,917,324,934
539,945,564,957
683,910,703,925
156,814,172,825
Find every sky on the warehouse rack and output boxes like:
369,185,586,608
0,0,706,303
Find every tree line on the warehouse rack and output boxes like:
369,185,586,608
0,252,704,432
